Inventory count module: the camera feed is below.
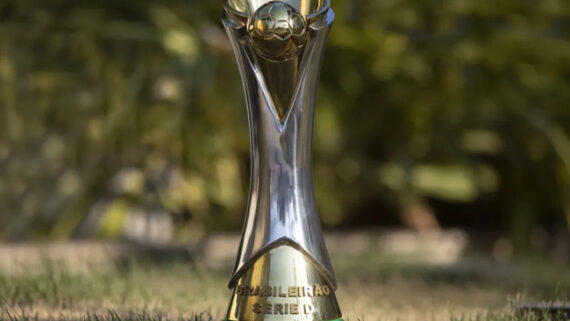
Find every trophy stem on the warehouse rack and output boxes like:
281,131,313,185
222,2,341,320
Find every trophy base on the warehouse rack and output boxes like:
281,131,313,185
222,318,344,321
225,245,342,321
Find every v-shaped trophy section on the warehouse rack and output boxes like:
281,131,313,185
222,1,342,320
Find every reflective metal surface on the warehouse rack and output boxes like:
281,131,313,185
227,0,326,17
222,1,340,320
247,2,308,61
226,246,342,321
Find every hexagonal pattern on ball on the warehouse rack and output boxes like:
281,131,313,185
247,1,308,60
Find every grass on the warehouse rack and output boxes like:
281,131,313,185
0,310,213,321
0,310,568,321
0,250,568,321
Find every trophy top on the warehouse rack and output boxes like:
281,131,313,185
224,0,330,61
226,0,328,19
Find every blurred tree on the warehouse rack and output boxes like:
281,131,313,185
0,0,568,253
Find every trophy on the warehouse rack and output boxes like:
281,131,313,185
222,0,341,320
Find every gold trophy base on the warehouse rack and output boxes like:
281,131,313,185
225,245,342,321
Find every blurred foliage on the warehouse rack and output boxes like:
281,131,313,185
0,0,569,251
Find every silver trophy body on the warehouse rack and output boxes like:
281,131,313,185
222,1,341,320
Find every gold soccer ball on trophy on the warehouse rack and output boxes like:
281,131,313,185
247,1,308,61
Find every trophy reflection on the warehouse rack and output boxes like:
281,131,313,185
222,0,342,320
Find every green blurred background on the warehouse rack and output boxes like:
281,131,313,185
0,0,569,255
